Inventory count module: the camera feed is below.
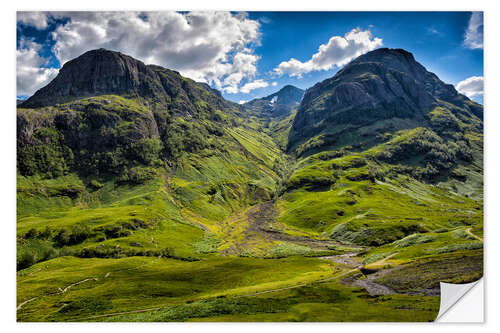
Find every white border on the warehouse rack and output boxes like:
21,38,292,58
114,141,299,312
2,0,498,332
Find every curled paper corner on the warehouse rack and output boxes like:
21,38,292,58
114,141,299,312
435,278,484,322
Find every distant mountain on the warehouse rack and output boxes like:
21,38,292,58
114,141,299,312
288,48,483,155
243,85,304,118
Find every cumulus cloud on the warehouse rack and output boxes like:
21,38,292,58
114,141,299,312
271,81,278,86
456,76,483,98
239,79,269,93
17,39,59,96
45,11,261,94
273,28,382,77
464,12,483,49
17,12,50,30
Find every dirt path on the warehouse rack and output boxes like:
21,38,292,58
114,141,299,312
322,252,400,296
16,297,38,310
18,278,99,311
350,267,398,296
246,201,364,249
366,253,398,267
59,277,99,293
465,227,483,242
318,253,361,267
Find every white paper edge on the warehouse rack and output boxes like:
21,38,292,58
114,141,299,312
436,278,484,322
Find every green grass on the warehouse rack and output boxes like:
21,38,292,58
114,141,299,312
97,280,439,322
16,173,208,268
168,125,285,221
374,250,483,293
17,256,338,321
278,150,482,247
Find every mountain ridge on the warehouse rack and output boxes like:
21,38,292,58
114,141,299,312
20,48,230,111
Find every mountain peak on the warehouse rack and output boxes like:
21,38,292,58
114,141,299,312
274,85,305,104
366,47,415,58
20,49,166,108
243,85,304,118
280,84,302,92
288,47,482,154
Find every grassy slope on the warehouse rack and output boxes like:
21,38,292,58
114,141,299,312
17,256,338,321
275,121,483,297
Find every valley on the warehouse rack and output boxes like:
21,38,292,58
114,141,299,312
16,48,483,322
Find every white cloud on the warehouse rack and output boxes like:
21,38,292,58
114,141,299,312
239,79,269,93
456,76,483,98
238,100,247,104
271,81,278,86
17,12,50,30
45,11,261,94
427,27,440,35
464,12,483,49
273,28,383,77
16,39,59,96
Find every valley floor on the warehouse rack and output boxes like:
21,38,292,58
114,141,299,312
17,192,482,321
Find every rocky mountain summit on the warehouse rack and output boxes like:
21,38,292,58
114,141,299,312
20,48,229,112
288,48,483,154
243,85,304,118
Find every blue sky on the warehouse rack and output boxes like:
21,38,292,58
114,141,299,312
17,11,483,104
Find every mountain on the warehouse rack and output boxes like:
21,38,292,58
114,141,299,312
279,48,483,245
241,85,304,150
243,85,304,118
20,48,229,111
288,48,483,155
17,49,286,223
17,49,249,176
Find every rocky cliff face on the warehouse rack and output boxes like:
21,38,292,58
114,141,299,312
20,49,233,114
288,48,483,154
243,85,304,118
21,49,161,108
